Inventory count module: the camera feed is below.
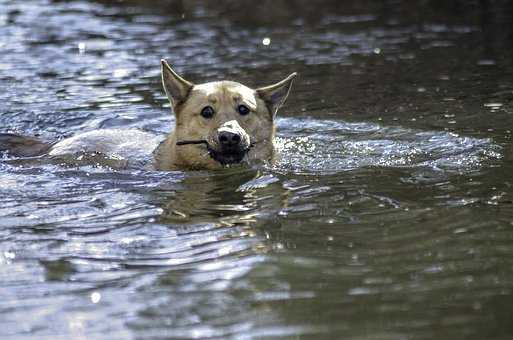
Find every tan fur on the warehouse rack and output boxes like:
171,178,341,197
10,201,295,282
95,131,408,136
154,60,296,170
28,60,296,171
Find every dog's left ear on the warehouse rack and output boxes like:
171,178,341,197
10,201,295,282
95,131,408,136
256,72,297,118
161,59,194,108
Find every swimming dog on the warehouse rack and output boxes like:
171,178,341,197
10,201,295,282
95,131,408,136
0,60,296,170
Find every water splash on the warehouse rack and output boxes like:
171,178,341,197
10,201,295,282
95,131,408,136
274,117,501,174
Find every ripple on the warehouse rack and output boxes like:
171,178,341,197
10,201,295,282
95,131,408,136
275,117,500,174
1,0,513,339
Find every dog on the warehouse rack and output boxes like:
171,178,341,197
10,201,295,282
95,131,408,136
0,60,296,170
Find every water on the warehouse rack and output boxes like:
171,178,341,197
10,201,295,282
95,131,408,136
1,0,513,339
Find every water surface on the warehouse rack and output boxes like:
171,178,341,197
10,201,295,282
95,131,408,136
1,0,513,339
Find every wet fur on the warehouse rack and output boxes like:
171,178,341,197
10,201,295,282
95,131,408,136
0,60,296,170
154,60,296,170
154,81,276,170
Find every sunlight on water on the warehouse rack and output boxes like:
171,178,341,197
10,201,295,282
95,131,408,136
275,117,501,174
2,0,513,339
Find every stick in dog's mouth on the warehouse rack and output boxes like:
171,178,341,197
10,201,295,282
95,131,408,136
176,140,209,146
176,139,256,165
176,140,256,148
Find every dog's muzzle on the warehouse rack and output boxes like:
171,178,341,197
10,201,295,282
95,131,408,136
176,120,252,166
208,120,251,165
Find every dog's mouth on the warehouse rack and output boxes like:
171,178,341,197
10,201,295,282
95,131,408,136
176,139,253,166
207,147,248,165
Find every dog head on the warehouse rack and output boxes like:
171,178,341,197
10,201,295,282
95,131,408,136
161,59,296,169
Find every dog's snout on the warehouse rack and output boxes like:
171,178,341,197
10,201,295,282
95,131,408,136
207,120,251,165
219,131,241,147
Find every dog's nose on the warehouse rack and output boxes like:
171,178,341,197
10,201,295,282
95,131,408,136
218,131,241,147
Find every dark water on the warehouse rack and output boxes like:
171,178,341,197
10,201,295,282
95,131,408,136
1,0,513,339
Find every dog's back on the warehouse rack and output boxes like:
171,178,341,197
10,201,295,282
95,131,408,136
0,130,163,169
48,129,162,160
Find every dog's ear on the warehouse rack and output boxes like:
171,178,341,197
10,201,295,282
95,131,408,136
256,72,297,118
161,59,194,108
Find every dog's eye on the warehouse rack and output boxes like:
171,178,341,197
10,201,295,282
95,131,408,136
237,104,250,116
200,106,215,119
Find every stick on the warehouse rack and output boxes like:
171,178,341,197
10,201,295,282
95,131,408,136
176,140,209,146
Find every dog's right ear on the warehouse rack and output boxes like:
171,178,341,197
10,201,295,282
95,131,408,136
161,59,194,108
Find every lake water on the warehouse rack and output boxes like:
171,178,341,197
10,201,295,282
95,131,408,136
1,0,513,339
